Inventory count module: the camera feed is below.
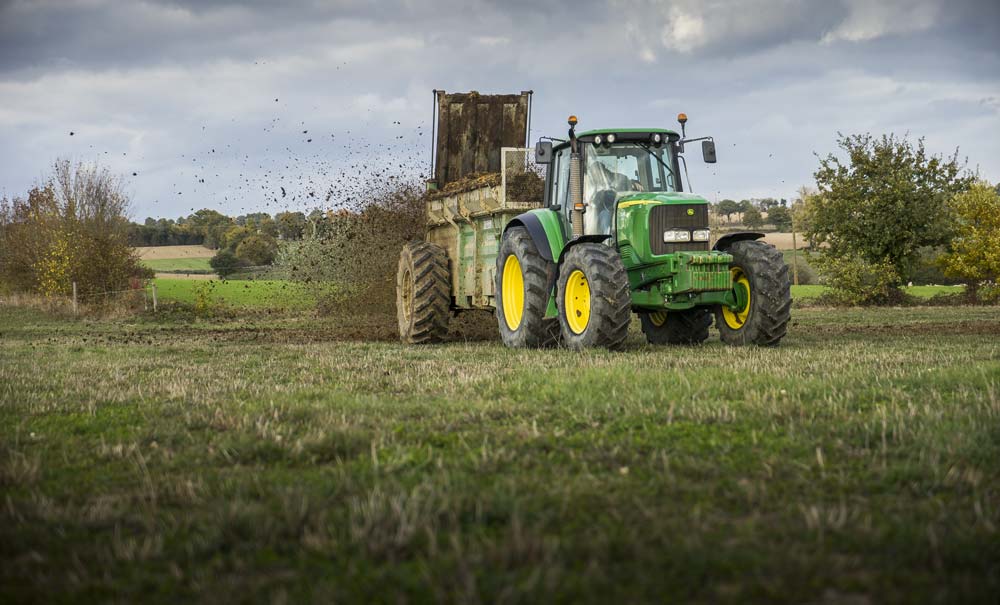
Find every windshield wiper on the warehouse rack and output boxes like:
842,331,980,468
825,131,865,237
636,143,677,187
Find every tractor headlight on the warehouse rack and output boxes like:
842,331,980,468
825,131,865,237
663,229,691,243
651,133,663,145
593,135,603,146
692,229,711,242
606,133,616,144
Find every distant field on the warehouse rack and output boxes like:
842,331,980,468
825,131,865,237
134,245,214,260
761,232,804,250
141,257,213,272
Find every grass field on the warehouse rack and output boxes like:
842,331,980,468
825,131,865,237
153,277,316,309
150,276,964,309
1,305,998,602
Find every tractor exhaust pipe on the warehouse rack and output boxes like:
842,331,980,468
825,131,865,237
568,116,584,238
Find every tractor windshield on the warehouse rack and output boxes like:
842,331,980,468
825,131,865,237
583,143,676,235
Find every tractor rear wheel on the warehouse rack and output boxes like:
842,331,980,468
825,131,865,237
715,240,791,346
640,308,712,345
495,227,560,348
557,243,631,350
396,241,450,344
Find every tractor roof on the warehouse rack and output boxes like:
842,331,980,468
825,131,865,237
578,128,679,137
551,128,681,151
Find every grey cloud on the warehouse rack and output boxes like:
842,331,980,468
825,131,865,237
0,0,998,219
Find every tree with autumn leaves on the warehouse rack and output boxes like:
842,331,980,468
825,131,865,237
0,159,148,297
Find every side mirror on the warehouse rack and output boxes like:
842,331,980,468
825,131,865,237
535,141,553,165
702,140,717,164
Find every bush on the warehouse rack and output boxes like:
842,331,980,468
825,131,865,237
785,251,819,286
815,255,904,305
209,250,246,278
743,206,764,229
0,160,147,298
235,234,277,266
768,206,793,231
909,246,963,286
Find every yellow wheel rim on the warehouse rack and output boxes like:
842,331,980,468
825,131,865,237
564,269,592,334
722,267,751,330
649,311,667,327
501,254,525,330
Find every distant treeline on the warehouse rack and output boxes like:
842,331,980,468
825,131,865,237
127,209,320,248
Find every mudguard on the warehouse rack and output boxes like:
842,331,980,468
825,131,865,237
503,209,565,262
558,234,613,262
714,232,765,251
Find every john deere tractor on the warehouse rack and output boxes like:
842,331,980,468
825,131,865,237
396,91,790,349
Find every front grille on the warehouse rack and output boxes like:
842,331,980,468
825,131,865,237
649,204,709,255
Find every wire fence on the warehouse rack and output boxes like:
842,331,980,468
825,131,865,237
66,280,158,314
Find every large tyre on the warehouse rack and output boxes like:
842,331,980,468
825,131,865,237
556,243,631,350
495,227,560,348
396,241,450,344
715,240,791,346
640,308,712,345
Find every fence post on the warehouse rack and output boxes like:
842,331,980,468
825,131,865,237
72,282,78,315
152,282,158,312
791,215,800,287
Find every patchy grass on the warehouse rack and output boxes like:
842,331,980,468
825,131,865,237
1,305,998,603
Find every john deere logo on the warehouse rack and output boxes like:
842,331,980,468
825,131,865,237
686,208,695,216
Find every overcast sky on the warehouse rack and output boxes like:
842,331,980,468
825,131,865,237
1,0,998,220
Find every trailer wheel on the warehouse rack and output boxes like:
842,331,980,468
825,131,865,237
714,240,791,346
495,227,560,348
640,308,712,345
557,243,631,350
396,241,451,344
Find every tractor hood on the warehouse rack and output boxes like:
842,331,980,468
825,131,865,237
616,192,710,207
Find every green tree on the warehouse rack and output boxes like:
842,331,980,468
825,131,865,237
0,160,147,297
743,206,764,229
221,224,254,252
757,198,779,212
275,211,307,240
209,249,246,278
767,205,792,231
188,209,233,249
806,133,972,301
235,234,278,266
940,181,1000,301
717,199,739,223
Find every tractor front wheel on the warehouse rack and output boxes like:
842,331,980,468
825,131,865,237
396,241,451,344
640,308,712,345
495,227,560,348
556,243,631,350
715,240,791,346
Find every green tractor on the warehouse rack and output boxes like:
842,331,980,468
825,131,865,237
396,92,790,349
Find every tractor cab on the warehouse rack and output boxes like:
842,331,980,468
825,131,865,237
542,129,682,236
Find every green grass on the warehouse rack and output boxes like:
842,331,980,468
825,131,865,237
153,277,316,309
141,258,213,272
2,305,999,603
